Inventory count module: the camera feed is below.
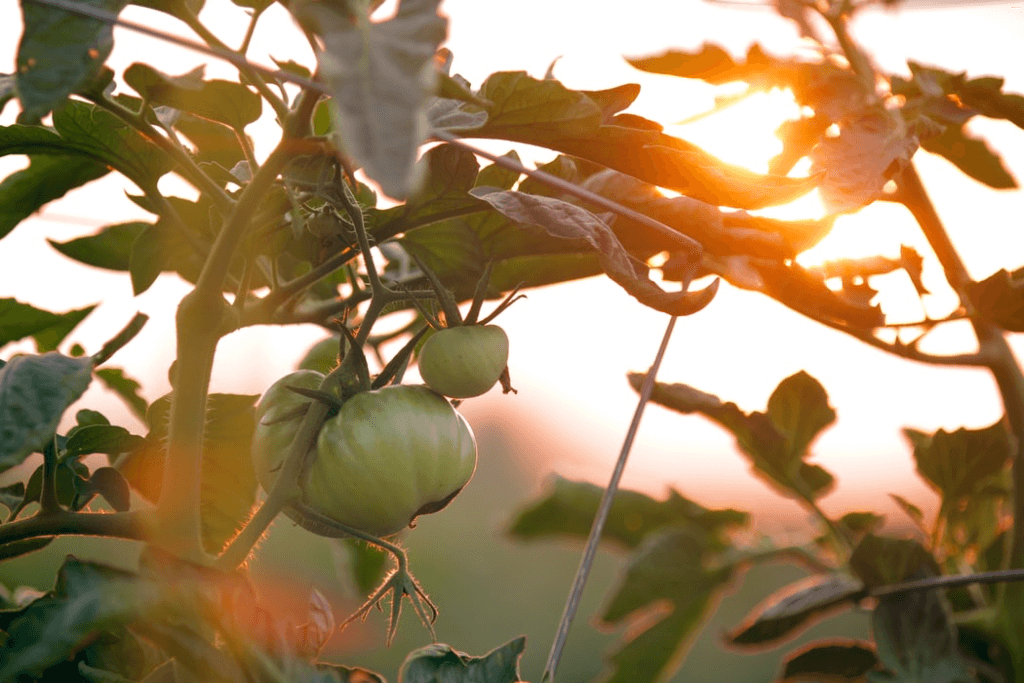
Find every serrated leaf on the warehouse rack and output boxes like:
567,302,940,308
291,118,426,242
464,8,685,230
124,63,262,130
95,367,148,422
849,534,938,589
0,155,110,240
49,222,149,271
117,393,259,553
457,71,817,210
781,641,878,680
966,268,1024,332
15,0,129,123
0,298,96,351
811,108,931,213
0,353,93,473
870,589,975,683
509,476,747,550
399,637,526,683
922,125,1016,189
727,573,864,646
629,371,836,501
903,420,1011,502
598,527,734,683
300,0,448,199
470,189,718,316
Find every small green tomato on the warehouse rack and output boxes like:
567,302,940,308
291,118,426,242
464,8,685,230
418,325,509,399
303,384,477,537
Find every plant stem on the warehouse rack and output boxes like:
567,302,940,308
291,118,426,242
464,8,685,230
897,164,1024,568
181,9,290,123
541,315,677,683
39,436,61,515
0,509,154,546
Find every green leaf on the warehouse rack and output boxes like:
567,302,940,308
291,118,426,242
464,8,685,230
124,63,262,130
890,494,926,528
921,125,1016,189
470,189,718,316
849,534,939,589
15,0,129,123
0,482,26,513
370,142,484,237
64,424,144,460
839,511,886,536
0,74,15,117
781,641,878,680
870,587,974,682
629,371,836,501
966,268,1024,332
0,298,96,351
299,0,448,198
727,573,864,646
174,113,246,169
474,150,521,190
0,155,110,240
598,527,734,683
79,466,132,512
399,637,527,683
903,420,1012,502
509,476,747,550
0,557,164,681
95,367,148,422
53,100,173,190
0,537,54,562
468,71,604,141
117,393,259,553
0,353,93,473
49,222,149,271
894,61,1024,131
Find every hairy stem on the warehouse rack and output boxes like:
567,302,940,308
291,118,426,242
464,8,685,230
0,510,154,546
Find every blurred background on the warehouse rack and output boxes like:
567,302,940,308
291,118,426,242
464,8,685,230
1,0,1023,679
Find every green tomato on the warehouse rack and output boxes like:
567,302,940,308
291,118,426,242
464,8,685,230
251,370,326,492
303,384,477,538
418,325,509,399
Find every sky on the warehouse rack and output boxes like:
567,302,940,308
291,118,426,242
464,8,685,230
2,0,1024,530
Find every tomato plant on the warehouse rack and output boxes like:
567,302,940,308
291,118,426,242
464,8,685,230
0,0,1023,681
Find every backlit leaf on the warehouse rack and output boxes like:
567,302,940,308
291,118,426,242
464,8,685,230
0,353,93,472
598,527,734,683
966,267,1024,332
470,189,718,316
124,63,262,130
629,371,837,501
781,641,878,681
903,420,1012,502
0,298,96,351
15,0,129,122
399,637,526,683
727,573,864,646
49,222,149,271
95,367,148,421
509,476,747,550
849,534,938,589
301,0,448,198
116,393,259,553
0,154,110,240
922,125,1016,189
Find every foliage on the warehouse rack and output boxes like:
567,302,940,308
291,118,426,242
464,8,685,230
0,0,1022,680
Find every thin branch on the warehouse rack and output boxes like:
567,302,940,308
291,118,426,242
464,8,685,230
872,568,1024,598
542,314,678,683
0,509,153,546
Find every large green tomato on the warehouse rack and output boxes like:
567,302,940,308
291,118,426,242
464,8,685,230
303,385,477,537
251,370,326,492
418,325,509,399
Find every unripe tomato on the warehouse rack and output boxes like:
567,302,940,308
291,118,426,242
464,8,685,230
251,370,326,492
418,325,509,399
303,385,477,537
